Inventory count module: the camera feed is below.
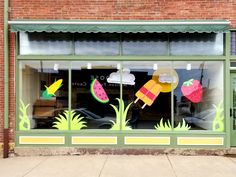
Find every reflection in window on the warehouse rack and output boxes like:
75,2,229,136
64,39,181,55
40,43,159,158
122,33,168,55
19,32,73,55
71,61,121,129
170,33,224,55
18,60,225,131
75,33,120,55
122,62,172,129
173,61,224,131
19,61,69,129
231,32,236,55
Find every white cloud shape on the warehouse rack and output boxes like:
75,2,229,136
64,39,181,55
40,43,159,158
107,68,135,85
159,73,177,83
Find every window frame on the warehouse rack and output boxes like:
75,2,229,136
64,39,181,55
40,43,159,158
15,32,230,147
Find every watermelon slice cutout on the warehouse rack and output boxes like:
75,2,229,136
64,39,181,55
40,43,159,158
90,79,109,103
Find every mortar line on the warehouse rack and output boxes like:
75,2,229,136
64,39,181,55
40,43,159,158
166,155,178,177
98,155,109,177
21,156,51,177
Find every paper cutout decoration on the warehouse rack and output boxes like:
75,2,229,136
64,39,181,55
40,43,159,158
19,99,30,130
53,110,87,130
110,98,132,130
134,79,163,109
181,79,203,103
212,102,224,132
152,68,179,93
107,68,135,85
90,79,109,103
42,79,63,99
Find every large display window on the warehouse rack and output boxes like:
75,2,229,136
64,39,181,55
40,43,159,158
173,61,224,131
18,61,224,132
19,61,69,129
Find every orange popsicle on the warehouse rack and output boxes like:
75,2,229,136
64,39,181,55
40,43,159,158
134,79,162,109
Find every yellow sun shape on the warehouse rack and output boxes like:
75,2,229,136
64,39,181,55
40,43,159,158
152,68,179,93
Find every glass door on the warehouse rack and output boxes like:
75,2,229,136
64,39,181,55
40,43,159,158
231,73,236,146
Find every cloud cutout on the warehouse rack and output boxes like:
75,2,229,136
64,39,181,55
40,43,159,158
107,68,135,85
158,73,177,84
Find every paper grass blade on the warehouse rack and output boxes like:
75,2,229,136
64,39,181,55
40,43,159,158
53,110,87,130
19,99,30,130
110,98,132,130
212,101,224,132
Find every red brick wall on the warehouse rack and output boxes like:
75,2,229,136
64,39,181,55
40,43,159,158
0,0,4,144
9,0,236,27
1,0,236,144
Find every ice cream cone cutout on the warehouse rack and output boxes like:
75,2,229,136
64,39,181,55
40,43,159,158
134,79,162,109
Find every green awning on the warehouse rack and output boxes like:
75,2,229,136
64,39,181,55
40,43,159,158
9,20,230,33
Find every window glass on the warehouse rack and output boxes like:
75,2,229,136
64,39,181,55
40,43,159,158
231,32,236,55
74,33,120,55
71,61,121,129
122,33,168,55
231,62,236,67
20,32,73,55
122,61,172,129
173,61,224,131
19,61,69,129
170,33,224,55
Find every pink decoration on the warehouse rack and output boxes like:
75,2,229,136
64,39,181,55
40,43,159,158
181,79,202,103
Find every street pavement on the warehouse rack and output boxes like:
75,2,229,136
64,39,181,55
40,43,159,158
0,155,236,177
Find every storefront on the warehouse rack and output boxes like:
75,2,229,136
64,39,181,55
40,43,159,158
6,20,236,151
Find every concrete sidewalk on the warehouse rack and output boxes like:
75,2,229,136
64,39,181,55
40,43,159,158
0,155,236,177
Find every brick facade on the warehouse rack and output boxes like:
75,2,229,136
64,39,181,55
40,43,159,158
9,0,236,27
0,0,4,145
1,0,236,145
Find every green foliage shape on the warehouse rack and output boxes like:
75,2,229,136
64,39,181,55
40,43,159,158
154,118,171,131
53,110,87,130
154,118,191,131
19,99,31,130
174,119,191,131
110,98,133,130
212,101,224,132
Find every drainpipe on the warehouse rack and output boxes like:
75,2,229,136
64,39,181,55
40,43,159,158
3,0,9,158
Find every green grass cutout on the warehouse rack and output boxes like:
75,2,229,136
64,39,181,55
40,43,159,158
19,99,31,130
174,119,191,131
212,101,224,132
53,110,87,130
110,98,133,130
154,118,190,131
154,118,171,131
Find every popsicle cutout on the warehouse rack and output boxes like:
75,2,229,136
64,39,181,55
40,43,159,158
134,79,162,109
42,79,63,99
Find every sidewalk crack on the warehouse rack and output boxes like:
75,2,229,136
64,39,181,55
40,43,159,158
21,156,50,177
166,155,178,177
98,155,109,177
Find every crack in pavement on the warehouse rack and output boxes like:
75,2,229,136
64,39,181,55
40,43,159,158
166,155,178,177
98,155,109,177
21,156,50,177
